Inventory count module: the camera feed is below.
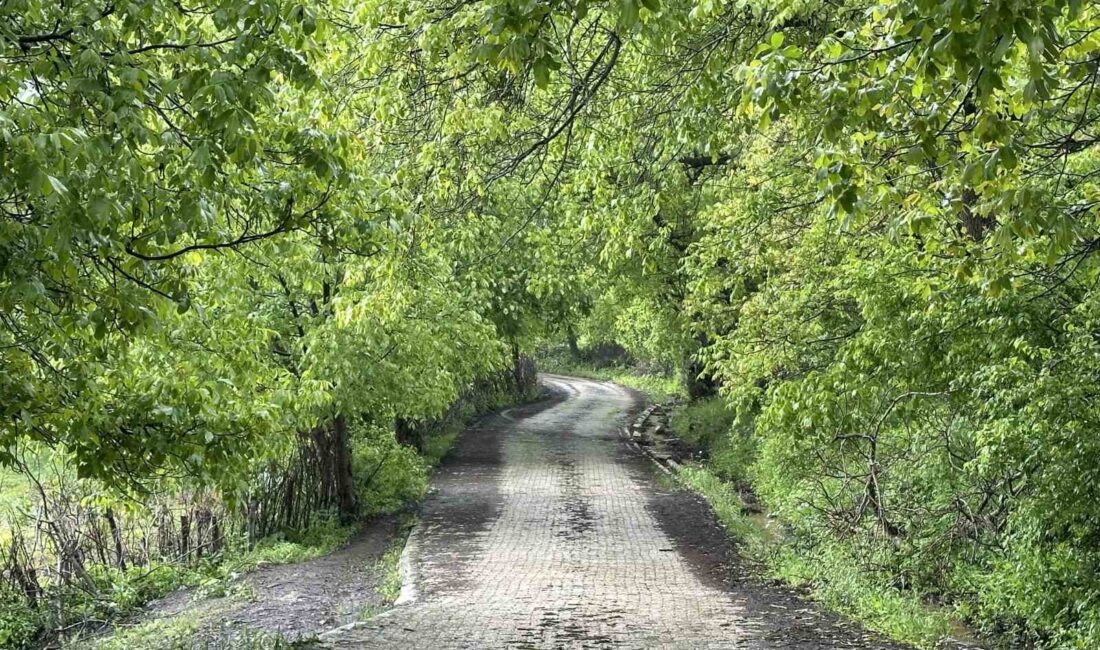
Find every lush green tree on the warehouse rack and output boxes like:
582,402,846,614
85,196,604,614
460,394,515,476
0,0,349,480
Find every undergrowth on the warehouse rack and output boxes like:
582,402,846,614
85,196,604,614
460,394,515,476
86,615,302,650
678,465,956,648
376,539,405,605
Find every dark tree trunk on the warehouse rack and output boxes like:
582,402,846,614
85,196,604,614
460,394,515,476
566,327,581,358
683,335,719,400
683,360,719,400
331,414,357,519
512,342,523,388
104,508,126,570
960,187,994,242
210,515,222,554
179,514,190,561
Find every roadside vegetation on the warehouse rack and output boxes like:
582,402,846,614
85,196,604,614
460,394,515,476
0,371,534,648
3,0,1098,648
671,397,962,649
555,359,975,648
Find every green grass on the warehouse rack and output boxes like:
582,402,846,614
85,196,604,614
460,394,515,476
235,515,358,570
0,468,30,515
668,397,758,483
769,543,956,648
0,447,72,523
676,466,775,556
422,429,460,468
83,612,204,650
376,541,404,605
669,397,734,448
83,612,303,650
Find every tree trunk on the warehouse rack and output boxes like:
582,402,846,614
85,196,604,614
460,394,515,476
310,423,335,505
566,327,580,359
682,336,718,400
959,187,993,242
104,508,126,570
331,414,357,519
179,514,190,561
511,342,523,389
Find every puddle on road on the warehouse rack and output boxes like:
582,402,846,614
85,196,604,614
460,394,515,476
552,452,597,541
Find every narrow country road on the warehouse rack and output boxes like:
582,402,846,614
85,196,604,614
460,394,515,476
322,375,908,649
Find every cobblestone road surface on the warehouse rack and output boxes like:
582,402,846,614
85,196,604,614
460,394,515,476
322,375,908,649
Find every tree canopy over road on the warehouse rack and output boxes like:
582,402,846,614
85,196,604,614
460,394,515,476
2,0,1099,647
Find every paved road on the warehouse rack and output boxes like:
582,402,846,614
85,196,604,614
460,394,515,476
322,375,906,649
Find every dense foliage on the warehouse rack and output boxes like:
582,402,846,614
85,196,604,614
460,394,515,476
2,0,1099,646
519,1,1097,646
0,0,542,643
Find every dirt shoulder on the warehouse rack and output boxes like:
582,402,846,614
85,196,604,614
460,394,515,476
86,515,405,648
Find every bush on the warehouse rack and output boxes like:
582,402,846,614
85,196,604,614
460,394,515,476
0,586,41,650
352,425,429,516
669,398,754,483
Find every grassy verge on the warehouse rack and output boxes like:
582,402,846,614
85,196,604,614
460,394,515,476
88,614,296,650
375,537,405,605
676,465,958,648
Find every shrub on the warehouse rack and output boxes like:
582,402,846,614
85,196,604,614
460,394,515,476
352,425,428,516
0,586,40,650
669,398,755,483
